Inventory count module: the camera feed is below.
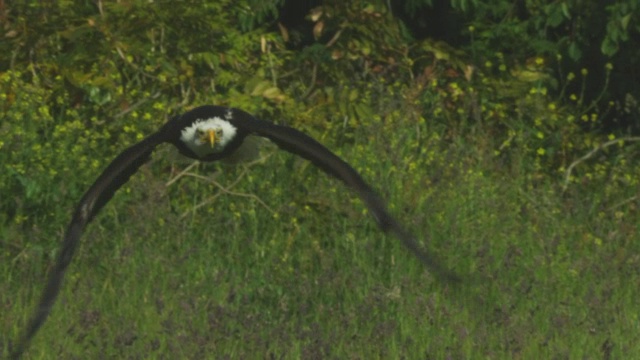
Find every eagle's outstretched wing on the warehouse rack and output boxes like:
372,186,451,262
237,115,460,284
11,132,167,359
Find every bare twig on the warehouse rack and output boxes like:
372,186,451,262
302,63,318,99
325,28,344,48
180,177,274,218
165,161,201,186
177,166,274,218
265,41,278,86
165,151,277,218
606,194,639,212
562,136,640,192
114,92,161,118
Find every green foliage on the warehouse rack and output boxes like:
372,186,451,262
302,3,411,75
0,72,73,225
602,1,640,56
3,122,639,358
1,0,637,242
2,1,639,358
237,0,284,31
0,0,635,245
0,0,291,229
434,0,639,62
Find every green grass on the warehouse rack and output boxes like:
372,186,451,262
2,131,639,359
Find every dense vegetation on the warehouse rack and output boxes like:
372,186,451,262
2,1,639,358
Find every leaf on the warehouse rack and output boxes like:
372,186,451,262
601,37,618,56
561,2,571,19
546,5,565,27
354,103,373,121
248,80,271,96
621,14,631,30
512,69,545,83
309,7,323,22
277,22,289,42
568,42,582,60
313,21,324,40
349,89,359,102
262,87,286,102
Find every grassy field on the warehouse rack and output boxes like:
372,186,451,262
2,123,639,359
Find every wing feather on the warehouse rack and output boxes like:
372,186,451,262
239,117,460,283
11,132,165,359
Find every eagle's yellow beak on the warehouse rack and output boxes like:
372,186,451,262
207,129,216,147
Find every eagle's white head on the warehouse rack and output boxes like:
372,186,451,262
179,117,237,157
